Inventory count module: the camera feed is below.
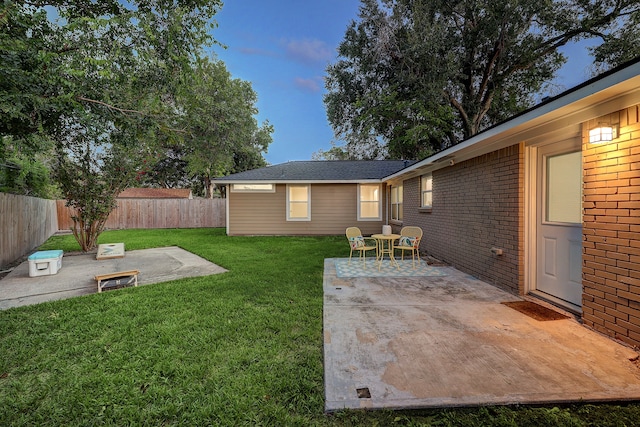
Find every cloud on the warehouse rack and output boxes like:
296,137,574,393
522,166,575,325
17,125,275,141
235,38,334,66
239,47,278,58
294,77,322,93
285,38,333,64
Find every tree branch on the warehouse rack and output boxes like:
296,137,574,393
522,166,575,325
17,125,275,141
445,89,471,136
75,96,189,134
75,96,143,115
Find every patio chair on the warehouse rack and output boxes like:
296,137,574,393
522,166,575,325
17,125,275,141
394,226,423,269
346,227,377,268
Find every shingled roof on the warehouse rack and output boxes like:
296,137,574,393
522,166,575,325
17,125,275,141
213,160,415,183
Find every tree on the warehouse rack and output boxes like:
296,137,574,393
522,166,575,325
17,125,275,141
312,142,360,160
1,136,59,198
0,3,68,156
1,0,223,250
177,58,273,198
325,0,640,159
140,143,195,189
143,61,273,196
52,109,152,250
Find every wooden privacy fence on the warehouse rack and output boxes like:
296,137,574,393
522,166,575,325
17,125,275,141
1,193,58,269
56,198,226,231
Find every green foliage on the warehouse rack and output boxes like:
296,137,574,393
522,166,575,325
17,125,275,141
52,108,155,250
325,0,640,159
1,0,244,248
590,5,640,68
175,58,273,198
312,142,352,160
0,2,272,201
138,59,273,197
0,153,57,198
140,143,195,189
1,136,59,198
0,3,66,149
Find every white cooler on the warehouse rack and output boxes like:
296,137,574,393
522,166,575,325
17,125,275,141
28,250,63,277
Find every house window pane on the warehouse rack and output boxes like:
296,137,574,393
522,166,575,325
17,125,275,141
289,185,308,202
359,184,380,220
391,185,403,221
421,174,432,208
290,202,308,218
231,183,275,192
422,192,432,207
546,152,582,223
360,202,379,218
287,184,310,221
360,185,378,201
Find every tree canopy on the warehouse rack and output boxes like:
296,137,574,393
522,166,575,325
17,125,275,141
324,0,640,160
171,58,272,198
1,0,273,249
1,0,220,148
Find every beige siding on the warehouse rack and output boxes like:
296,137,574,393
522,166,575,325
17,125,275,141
228,183,386,235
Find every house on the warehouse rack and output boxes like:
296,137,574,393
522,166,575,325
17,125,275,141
214,58,640,348
212,160,413,236
118,188,193,199
383,58,640,348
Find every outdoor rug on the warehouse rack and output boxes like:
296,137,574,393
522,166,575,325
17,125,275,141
334,258,447,278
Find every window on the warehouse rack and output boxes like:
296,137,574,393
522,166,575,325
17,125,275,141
231,183,275,192
358,184,381,220
391,185,403,222
421,174,433,208
546,151,582,224
287,184,310,221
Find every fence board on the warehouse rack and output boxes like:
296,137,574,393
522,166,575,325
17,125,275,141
56,198,226,231
1,193,58,269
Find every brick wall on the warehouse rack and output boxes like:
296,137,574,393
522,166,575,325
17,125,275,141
582,104,640,348
400,144,524,294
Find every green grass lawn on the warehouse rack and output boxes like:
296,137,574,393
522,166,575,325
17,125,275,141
1,228,639,426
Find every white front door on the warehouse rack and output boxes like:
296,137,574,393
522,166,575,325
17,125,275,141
535,140,583,307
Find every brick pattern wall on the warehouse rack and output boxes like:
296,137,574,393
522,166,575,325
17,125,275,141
400,144,524,294
582,104,640,348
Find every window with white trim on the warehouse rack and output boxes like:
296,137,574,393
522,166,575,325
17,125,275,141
391,185,403,221
287,184,310,221
231,183,275,192
421,174,432,208
358,184,381,220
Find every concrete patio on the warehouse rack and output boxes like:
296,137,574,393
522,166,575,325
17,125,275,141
0,246,227,310
323,258,640,411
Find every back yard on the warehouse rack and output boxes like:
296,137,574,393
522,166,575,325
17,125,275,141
1,228,639,426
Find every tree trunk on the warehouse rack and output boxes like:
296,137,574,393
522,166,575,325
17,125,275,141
70,210,110,252
204,176,215,199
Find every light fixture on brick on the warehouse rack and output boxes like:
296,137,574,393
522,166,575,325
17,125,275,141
589,123,617,144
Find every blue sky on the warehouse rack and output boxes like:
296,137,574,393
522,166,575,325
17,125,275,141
210,1,598,165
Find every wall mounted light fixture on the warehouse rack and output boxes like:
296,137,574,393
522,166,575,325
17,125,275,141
589,123,617,144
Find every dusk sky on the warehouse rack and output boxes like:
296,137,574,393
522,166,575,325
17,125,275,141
211,1,598,165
